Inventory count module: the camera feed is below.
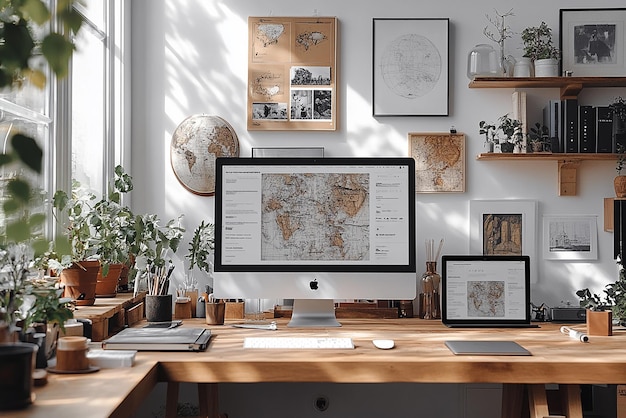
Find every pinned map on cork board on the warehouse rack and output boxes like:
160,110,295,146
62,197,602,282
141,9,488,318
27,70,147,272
408,132,465,193
248,16,337,131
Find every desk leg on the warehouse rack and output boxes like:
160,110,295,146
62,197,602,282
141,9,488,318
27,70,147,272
560,385,582,418
502,384,525,418
165,382,180,418
198,383,221,418
528,384,550,418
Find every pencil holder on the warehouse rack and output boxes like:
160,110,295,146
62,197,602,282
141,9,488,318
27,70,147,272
206,301,225,325
145,294,172,323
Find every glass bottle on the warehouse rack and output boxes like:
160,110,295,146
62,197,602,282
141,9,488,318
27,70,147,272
420,262,441,319
467,44,500,79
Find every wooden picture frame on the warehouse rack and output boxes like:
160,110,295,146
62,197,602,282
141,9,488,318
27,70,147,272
408,132,465,193
373,18,449,116
247,16,338,131
560,8,626,76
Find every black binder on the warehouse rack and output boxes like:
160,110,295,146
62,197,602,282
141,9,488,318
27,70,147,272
579,105,596,153
562,99,578,153
596,106,613,153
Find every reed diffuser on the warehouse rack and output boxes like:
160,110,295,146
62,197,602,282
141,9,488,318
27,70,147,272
420,239,443,319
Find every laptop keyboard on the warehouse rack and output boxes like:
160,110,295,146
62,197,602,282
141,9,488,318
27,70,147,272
243,337,354,349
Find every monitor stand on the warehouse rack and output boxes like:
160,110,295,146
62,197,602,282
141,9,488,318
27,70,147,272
287,299,341,327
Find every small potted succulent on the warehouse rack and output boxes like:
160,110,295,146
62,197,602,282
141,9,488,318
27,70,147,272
479,120,497,152
527,122,549,153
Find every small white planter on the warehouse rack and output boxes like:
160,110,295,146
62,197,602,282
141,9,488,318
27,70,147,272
534,58,559,77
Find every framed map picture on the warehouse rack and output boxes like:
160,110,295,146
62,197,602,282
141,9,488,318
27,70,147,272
408,132,465,193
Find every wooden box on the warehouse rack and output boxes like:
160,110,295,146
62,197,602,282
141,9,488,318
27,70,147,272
225,302,244,319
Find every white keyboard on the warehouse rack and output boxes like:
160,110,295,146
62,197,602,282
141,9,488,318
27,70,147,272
243,337,354,349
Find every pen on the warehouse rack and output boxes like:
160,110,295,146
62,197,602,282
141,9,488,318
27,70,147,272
560,326,589,343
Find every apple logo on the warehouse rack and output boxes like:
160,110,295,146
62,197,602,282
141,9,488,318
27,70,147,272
309,279,319,290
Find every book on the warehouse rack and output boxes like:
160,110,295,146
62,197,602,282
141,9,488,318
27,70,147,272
102,327,211,351
562,98,579,153
543,100,561,153
578,105,596,153
596,106,613,153
512,91,527,152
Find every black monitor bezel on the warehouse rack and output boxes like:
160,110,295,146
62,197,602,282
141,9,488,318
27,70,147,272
214,157,416,273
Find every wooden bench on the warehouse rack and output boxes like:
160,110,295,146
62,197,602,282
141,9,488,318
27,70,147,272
73,292,146,341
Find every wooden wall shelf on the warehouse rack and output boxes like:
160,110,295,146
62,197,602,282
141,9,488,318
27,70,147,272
468,76,626,99
476,153,618,196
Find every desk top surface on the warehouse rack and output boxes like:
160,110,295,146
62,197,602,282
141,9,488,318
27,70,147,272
5,318,626,418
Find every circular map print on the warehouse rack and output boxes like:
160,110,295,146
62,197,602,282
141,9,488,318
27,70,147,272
381,34,441,98
170,115,239,195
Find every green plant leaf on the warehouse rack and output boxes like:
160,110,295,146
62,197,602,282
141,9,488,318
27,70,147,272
6,219,31,242
20,0,52,25
52,190,69,211
0,153,14,167
11,133,42,173
7,177,31,204
41,33,74,78
3,199,19,215
29,213,46,228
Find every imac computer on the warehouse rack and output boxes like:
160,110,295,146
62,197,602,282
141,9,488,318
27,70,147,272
213,157,416,327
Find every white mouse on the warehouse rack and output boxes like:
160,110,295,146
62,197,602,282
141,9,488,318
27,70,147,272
372,339,394,350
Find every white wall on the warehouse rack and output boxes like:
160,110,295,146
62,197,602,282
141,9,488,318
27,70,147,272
130,1,625,415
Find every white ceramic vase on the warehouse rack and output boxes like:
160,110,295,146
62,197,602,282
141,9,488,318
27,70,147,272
534,58,559,77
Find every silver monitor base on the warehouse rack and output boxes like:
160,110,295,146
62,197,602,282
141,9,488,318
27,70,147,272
287,299,341,327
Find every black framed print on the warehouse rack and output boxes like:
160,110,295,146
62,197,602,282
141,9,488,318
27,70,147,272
560,8,626,76
372,18,449,117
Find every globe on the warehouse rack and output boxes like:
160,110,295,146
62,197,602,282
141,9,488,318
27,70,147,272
170,115,239,195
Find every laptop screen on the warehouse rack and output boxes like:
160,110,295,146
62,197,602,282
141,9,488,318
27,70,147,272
441,255,531,327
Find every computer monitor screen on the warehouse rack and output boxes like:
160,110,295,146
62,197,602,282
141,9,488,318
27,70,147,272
213,157,416,327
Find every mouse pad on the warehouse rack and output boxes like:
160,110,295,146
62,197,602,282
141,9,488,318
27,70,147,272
445,340,531,356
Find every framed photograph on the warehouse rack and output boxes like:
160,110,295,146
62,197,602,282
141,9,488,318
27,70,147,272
542,215,598,260
247,17,338,131
408,132,465,193
560,8,626,76
469,200,537,283
372,18,449,116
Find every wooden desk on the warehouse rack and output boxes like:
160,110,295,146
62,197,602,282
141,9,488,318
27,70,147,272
5,318,626,418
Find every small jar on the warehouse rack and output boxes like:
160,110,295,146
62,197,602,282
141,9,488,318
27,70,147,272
467,44,500,79
514,57,533,77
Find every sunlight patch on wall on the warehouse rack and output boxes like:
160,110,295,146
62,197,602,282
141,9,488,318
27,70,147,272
345,85,405,157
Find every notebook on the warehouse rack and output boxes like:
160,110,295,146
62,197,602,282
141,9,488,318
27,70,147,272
445,340,531,356
102,327,211,351
441,255,538,328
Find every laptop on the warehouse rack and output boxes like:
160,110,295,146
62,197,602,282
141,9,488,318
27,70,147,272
441,255,538,328
102,327,212,351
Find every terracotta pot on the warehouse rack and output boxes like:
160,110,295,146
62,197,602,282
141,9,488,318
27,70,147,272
95,263,124,298
615,176,626,198
586,309,613,336
60,261,100,306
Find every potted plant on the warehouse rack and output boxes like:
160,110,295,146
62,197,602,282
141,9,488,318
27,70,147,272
479,120,497,152
576,257,626,335
615,143,626,198
90,165,135,297
497,113,522,152
528,122,549,153
184,221,215,316
520,22,560,77
51,183,101,306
